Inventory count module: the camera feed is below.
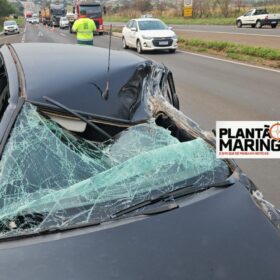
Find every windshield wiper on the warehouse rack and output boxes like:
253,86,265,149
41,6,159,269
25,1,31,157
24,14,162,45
43,96,112,140
111,179,235,219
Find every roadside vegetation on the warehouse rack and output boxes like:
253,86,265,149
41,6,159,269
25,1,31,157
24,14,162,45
105,0,280,25
110,26,280,69
104,15,236,25
0,0,24,32
178,38,280,68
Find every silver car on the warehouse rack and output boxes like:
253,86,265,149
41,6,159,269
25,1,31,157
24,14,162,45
59,17,69,29
3,21,19,35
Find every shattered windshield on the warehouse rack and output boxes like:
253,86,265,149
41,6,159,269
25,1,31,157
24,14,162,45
0,103,230,238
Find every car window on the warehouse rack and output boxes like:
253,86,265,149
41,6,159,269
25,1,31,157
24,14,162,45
138,20,168,30
4,21,16,26
254,9,267,15
0,103,230,238
244,11,252,16
131,20,137,29
126,20,132,28
0,56,9,122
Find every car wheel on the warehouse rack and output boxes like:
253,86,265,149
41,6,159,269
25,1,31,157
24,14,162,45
271,24,277,28
236,20,242,28
122,37,128,49
169,49,176,54
136,40,142,54
256,20,262,28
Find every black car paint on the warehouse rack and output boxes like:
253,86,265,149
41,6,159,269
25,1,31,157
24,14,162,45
0,43,279,279
0,185,280,280
10,43,177,122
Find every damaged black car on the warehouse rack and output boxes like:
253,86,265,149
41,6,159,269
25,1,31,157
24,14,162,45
0,43,280,280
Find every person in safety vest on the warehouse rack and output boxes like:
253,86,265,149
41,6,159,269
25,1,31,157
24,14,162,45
72,10,96,45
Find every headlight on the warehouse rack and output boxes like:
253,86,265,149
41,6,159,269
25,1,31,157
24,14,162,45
142,35,153,40
172,35,178,40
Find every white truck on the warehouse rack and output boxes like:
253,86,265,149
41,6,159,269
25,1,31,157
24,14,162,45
236,8,280,29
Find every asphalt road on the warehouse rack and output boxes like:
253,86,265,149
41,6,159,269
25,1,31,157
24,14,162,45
1,22,280,207
106,21,280,36
105,22,280,49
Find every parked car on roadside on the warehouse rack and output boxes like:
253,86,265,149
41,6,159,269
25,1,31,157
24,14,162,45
59,16,69,29
0,43,280,280
3,21,19,35
122,17,178,53
236,8,280,28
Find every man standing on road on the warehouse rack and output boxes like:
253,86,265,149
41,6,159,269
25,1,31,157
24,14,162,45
72,10,96,45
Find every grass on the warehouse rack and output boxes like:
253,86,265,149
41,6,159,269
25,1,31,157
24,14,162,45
178,37,280,68
104,15,236,25
179,38,280,60
0,16,25,32
108,27,280,68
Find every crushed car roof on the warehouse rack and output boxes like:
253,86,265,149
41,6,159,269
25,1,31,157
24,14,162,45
11,43,157,122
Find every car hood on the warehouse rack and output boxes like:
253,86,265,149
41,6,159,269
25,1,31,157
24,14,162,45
139,29,175,38
0,184,279,280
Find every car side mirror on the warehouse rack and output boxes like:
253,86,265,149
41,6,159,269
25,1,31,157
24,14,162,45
131,27,137,32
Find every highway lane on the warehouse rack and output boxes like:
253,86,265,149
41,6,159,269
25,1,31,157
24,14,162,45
105,22,280,36
172,24,280,36
105,22,280,49
1,22,280,207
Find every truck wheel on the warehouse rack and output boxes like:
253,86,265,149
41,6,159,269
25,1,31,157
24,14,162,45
256,20,262,28
271,24,277,28
236,20,242,28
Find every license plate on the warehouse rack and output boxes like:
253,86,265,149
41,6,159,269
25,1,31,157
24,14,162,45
159,41,168,46
271,21,276,24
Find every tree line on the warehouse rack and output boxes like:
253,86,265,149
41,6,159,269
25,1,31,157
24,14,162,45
0,0,24,19
106,0,280,18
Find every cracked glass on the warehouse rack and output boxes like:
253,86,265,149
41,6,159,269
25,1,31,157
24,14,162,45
0,103,230,238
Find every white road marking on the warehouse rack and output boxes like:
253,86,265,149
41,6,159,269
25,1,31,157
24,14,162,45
38,31,44,37
177,50,280,73
21,24,27,43
60,33,66,37
174,28,280,38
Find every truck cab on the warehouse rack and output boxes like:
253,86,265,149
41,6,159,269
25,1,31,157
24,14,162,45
70,0,104,35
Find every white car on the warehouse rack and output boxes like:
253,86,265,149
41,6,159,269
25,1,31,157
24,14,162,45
122,18,178,54
236,8,280,28
30,17,39,24
3,21,19,35
59,17,69,29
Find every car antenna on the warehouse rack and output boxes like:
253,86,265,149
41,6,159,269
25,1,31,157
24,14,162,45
102,24,112,100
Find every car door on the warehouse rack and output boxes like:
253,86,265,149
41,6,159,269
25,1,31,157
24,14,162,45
123,20,133,46
128,20,138,48
242,10,253,24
